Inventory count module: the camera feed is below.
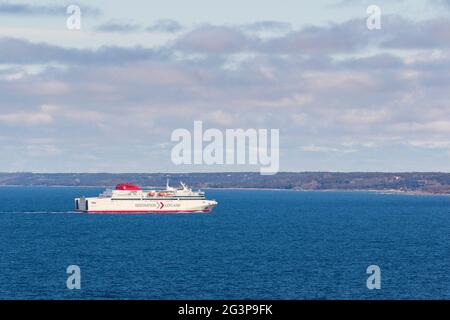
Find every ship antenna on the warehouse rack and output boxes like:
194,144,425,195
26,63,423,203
180,181,189,190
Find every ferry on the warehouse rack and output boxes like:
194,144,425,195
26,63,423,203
75,182,217,214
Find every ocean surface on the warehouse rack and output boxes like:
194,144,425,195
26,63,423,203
1,186,450,300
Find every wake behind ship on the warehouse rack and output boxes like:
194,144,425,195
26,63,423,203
75,182,217,214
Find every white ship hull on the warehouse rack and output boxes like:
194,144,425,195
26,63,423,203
75,197,217,213
75,182,217,214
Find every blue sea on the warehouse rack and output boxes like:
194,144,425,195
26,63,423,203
0,186,449,300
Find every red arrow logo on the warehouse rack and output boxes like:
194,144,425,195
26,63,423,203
159,202,164,209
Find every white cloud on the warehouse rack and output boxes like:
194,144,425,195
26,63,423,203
0,106,53,125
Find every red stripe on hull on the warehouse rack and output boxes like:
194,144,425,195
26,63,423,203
85,209,212,214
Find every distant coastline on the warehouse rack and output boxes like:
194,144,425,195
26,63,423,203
203,187,450,196
2,172,450,195
1,185,448,196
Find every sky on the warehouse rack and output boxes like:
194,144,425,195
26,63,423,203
0,0,450,173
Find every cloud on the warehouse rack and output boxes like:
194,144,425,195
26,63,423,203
301,145,356,153
0,1,100,16
95,19,185,34
169,18,371,55
0,37,168,65
340,54,404,70
265,18,373,54
96,20,141,33
171,15,450,55
433,0,450,8
175,25,255,53
242,21,292,32
2,15,450,171
0,105,53,125
381,16,450,49
146,19,184,33
1,15,449,66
